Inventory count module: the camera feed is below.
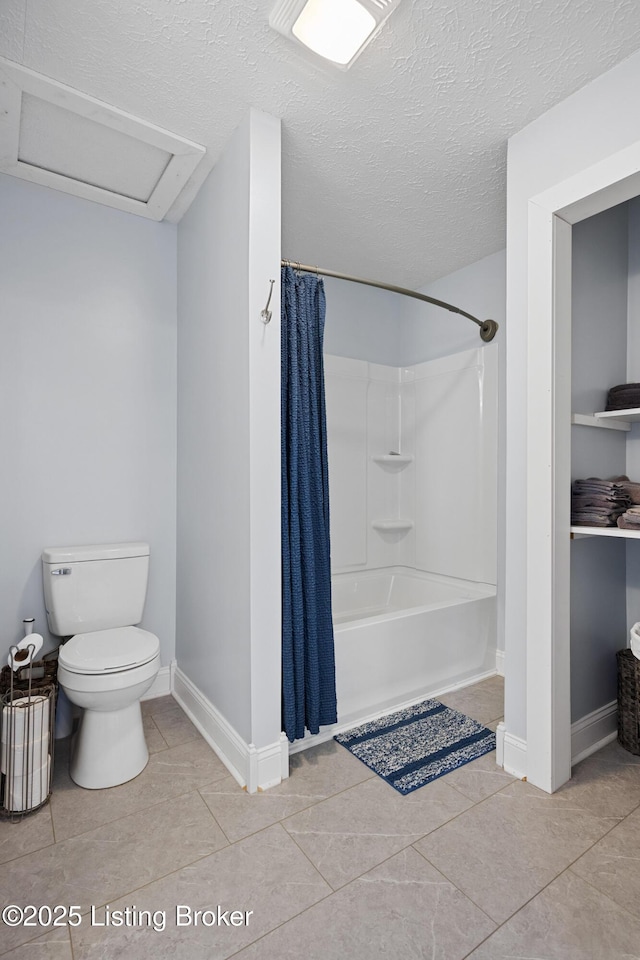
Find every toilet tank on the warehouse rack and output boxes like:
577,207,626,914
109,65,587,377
42,542,150,636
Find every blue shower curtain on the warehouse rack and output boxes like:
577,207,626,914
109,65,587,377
281,265,337,742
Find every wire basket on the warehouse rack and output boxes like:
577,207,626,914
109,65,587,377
0,650,56,820
617,648,640,756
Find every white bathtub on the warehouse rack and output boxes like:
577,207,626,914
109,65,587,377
331,567,497,726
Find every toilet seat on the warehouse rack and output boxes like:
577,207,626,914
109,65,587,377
59,626,160,674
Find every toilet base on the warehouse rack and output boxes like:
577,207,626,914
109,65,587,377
70,701,149,789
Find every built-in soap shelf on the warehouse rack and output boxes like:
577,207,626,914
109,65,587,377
372,454,413,468
372,519,414,532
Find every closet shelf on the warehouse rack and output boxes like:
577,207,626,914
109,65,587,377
570,525,640,540
594,407,640,423
571,413,631,432
372,520,414,532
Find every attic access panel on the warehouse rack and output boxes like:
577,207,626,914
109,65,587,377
0,58,206,221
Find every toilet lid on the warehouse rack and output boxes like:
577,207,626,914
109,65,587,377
58,627,159,674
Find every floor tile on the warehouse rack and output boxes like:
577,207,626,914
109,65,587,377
69,823,331,959
571,805,640,919
143,713,168,754
50,736,228,840
0,791,227,953
556,749,640,819
141,695,173,715
200,740,374,843
200,774,320,843
288,739,376,793
444,750,516,803
466,869,640,959
0,804,54,865
415,778,619,923
0,929,72,960
233,846,496,960
144,698,200,748
437,676,504,726
591,739,640,765
283,771,472,889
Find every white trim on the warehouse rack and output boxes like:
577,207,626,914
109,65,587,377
495,649,505,677
525,136,640,794
502,729,528,780
495,721,505,766
140,662,173,700
0,57,206,221
171,665,285,793
571,702,618,765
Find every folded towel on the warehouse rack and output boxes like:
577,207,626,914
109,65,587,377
606,383,640,411
572,477,631,526
611,475,640,504
618,516,640,529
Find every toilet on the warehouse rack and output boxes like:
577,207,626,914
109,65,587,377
42,542,160,789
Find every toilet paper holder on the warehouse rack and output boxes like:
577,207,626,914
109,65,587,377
0,647,56,820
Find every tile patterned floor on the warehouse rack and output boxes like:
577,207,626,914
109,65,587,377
1,676,640,959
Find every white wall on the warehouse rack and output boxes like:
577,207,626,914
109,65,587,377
322,277,403,365
322,250,506,369
570,204,629,723
176,110,281,755
506,48,640,745
0,174,177,665
400,250,506,365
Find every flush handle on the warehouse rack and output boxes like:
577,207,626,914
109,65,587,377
51,568,72,575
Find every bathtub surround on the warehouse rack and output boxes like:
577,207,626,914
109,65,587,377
281,266,337,741
315,345,498,738
335,699,496,794
325,345,498,581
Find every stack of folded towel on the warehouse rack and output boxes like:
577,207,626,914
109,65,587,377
605,383,640,411
612,475,640,504
618,506,640,530
571,478,631,526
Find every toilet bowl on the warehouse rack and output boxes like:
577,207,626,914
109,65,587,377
58,626,160,789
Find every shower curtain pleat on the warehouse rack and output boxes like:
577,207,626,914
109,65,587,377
281,265,337,742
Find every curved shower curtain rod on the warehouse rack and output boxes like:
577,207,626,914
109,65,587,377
281,259,498,343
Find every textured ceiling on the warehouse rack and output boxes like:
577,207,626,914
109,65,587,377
2,0,640,287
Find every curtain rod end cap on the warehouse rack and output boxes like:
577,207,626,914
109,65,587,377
480,320,498,342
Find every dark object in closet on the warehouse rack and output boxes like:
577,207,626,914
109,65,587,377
617,648,640,755
605,382,640,411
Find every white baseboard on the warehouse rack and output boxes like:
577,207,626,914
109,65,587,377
571,701,618,765
141,662,173,700
501,726,528,780
172,665,287,793
495,702,618,785
495,649,505,677
495,721,505,767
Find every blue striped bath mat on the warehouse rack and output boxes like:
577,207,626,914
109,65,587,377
335,699,496,795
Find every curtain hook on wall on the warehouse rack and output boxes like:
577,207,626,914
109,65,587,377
261,279,275,324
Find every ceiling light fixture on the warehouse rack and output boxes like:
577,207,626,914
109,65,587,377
269,0,403,70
